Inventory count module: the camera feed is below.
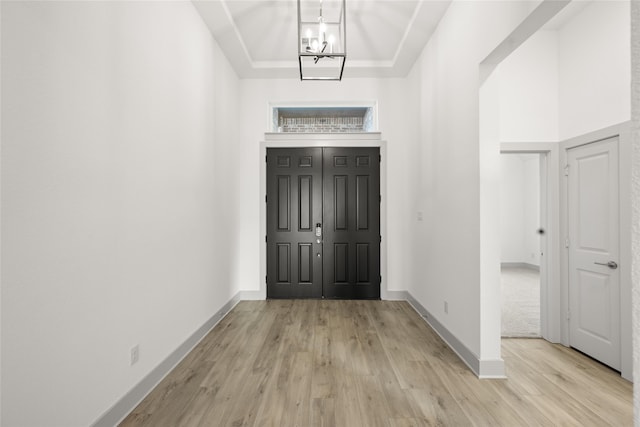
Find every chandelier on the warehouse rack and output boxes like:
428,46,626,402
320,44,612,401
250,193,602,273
297,0,346,80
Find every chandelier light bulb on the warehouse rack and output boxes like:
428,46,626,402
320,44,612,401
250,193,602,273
319,22,326,43
328,34,335,53
312,39,319,52
305,28,312,48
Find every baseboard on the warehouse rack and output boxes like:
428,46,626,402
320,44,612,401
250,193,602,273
239,289,409,301
478,359,507,378
238,289,265,300
501,262,540,271
91,292,242,427
405,292,505,379
383,290,410,301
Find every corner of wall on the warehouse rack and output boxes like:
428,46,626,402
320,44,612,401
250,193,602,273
91,293,242,427
405,292,505,379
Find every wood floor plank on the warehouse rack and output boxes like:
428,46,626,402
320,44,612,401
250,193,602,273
333,374,365,427
120,301,633,427
485,379,554,426
310,397,336,427
353,374,393,427
407,388,471,426
401,361,470,425
502,339,632,426
184,304,279,426
388,418,430,427
310,325,337,400
428,358,528,427
279,351,313,427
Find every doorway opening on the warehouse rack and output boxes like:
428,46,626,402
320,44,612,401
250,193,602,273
500,153,543,338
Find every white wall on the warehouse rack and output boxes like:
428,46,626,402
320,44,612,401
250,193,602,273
237,78,418,296
408,1,540,369
496,2,630,143
500,155,540,266
501,156,526,262
499,30,559,143
0,2,240,426
559,1,631,140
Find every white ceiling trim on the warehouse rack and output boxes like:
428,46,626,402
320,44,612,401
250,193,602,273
251,61,299,69
193,0,452,79
223,0,410,74
390,0,424,65
220,0,254,65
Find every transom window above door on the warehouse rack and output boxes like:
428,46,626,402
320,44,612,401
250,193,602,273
270,104,377,133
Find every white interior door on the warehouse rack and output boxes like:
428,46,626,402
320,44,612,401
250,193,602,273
567,137,620,370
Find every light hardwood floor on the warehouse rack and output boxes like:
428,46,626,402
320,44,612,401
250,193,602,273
120,300,632,426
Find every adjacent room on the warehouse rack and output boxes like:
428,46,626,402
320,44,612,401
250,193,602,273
500,153,542,338
1,0,637,426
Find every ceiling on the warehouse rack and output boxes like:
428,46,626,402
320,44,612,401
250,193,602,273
541,0,589,30
192,0,452,79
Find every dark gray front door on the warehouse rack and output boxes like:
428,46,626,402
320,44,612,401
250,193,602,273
266,148,323,298
322,147,380,299
266,147,380,299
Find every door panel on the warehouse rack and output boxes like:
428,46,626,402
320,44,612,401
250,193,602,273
323,147,380,299
267,147,380,299
576,269,612,340
568,137,620,370
267,148,323,298
299,176,312,230
277,176,290,230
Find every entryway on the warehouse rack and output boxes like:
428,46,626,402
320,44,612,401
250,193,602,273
266,147,381,299
500,153,543,338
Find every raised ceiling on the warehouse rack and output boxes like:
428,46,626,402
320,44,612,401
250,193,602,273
192,0,452,79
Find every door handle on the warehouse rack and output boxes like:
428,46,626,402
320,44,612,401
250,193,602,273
594,261,618,269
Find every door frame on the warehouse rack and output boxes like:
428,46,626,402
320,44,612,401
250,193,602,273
500,143,559,343
559,121,632,381
255,132,390,300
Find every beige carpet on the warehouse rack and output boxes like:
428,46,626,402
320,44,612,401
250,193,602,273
501,266,540,337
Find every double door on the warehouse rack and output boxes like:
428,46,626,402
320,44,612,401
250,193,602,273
266,147,380,299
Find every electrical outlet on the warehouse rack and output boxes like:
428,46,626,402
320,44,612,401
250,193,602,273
444,301,448,314
130,345,139,366
417,211,424,221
